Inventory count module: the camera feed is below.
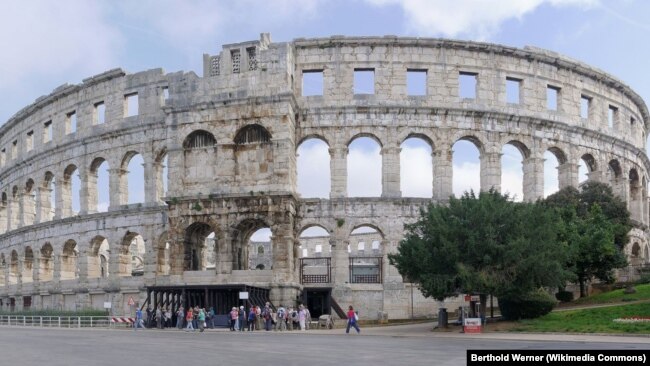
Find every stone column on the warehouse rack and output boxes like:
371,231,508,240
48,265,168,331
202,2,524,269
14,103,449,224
271,230,296,283
77,250,88,283
432,145,453,201
143,161,159,204
480,152,501,192
381,147,401,198
523,156,544,202
20,192,35,227
16,258,23,287
0,206,6,233
558,162,579,189
108,168,127,209
83,170,97,214
53,254,62,283
587,169,604,183
143,230,157,281
329,147,348,199
7,195,18,231
32,251,40,286
331,237,350,285
59,180,72,218
3,264,9,287
109,244,121,278
36,186,52,223
54,176,64,220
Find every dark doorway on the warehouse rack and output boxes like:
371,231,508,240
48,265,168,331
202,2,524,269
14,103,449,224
302,288,331,319
23,296,31,310
10,297,15,312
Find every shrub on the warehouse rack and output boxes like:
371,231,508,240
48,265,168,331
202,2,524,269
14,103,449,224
555,290,574,303
635,273,650,285
499,290,556,320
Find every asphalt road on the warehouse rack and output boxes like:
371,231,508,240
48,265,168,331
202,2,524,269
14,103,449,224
1,326,648,366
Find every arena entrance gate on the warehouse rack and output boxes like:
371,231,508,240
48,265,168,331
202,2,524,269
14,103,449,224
143,285,271,327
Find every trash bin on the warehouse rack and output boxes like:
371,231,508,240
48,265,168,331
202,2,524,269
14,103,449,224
438,308,448,328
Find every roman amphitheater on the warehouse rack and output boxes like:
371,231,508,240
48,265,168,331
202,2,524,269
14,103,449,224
0,34,648,320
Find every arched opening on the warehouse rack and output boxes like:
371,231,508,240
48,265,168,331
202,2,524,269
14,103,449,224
0,254,5,286
183,130,217,183
452,139,480,197
297,138,330,198
22,247,34,283
40,172,55,222
348,136,382,197
63,165,81,216
0,192,7,233
544,150,562,197
89,236,110,278
578,155,593,184
122,152,145,205
61,240,79,280
644,244,650,264
23,179,36,226
299,226,331,258
183,223,216,271
400,136,433,198
156,232,170,275
121,232,145,277
90,158,110,212
234,124,271,144
247,227,272,270
9,250,18,285
501,142,526,201
629,168,642,221
155,151,168,203
39,243,54,282
349,225,383,284
631,242,641,257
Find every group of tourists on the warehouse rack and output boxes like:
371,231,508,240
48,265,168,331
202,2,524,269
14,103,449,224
229,302,312,331
134,303,360,334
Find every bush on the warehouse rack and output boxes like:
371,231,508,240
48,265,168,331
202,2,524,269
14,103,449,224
635,273,650,285
499,290,556,320
555,290,574,303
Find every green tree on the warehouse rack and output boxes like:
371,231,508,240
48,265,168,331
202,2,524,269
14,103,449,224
544,181,630,297
389,190,571,306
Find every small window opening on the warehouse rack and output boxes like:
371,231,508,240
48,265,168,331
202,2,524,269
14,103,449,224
407,69,427,96
302,70,324,96
547,85,559,111
580,95,591,119
231,49,241,74
43,121,52,143
11,140,17,159
26,131,33,152
67,111,77,134
95,101,105,124
631,117,636,125
354,68,375,95
459,72,477,99
125,93,138,117
247,47,257,71
506,77,521,104
608,105,618,129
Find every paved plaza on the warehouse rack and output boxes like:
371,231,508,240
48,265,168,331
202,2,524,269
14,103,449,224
1,322,647,366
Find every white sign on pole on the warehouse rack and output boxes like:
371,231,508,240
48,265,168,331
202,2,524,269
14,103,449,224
103,302,112,309
239,291,249,300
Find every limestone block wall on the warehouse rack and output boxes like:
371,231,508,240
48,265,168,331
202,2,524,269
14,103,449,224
0,34,648,318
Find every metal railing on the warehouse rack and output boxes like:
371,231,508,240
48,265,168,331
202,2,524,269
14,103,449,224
0,315,114,328
300,257,331,284
349,257,382,284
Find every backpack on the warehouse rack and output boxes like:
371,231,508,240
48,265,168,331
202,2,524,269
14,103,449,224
262,308,270,320
277,309,285,319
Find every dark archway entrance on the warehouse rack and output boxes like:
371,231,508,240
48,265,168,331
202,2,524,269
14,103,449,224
302,287,331,319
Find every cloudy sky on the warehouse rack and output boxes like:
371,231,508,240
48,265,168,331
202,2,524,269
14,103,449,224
2,0,648,222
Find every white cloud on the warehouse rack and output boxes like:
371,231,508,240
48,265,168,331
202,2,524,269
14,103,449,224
453,161,480,197
364,0,597,39
400,144,433,197
348,139,382,197
544,151,560,197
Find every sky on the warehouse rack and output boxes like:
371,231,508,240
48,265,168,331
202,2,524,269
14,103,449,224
2,0,649,240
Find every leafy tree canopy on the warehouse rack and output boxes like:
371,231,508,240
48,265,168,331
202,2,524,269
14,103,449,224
389,190,571,301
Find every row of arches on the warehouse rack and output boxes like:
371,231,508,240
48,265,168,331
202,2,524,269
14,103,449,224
296,134,647,216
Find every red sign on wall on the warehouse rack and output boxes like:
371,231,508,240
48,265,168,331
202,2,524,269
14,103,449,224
464,318,482,333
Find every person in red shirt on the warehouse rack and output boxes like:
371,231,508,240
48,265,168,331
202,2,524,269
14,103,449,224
346,305,360,334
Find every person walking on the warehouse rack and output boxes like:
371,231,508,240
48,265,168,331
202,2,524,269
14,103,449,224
185,308,194,332
208,307,215,329
304,307,311,330
134,307,144,331
346,305,360,334
238,306,246,331
248,306,256,331
198,308,206,333
176,306,185,329
298,305,306,331
156,306,163,329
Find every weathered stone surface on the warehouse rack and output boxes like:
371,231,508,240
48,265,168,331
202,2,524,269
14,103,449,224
0,34,648,318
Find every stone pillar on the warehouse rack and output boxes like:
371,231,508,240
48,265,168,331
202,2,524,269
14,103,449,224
59,180,72,218
0,206,6,233
20,192,35,227
432,146,453,201
77,250,88,282
144,161,158,204
587,169,604,183
558,162,579,189
83,171,97,214
329,147,348,199
53,255,62,283
36,187,52,223
54,176,64,220
523,156,544,202
271,230,296,283
16,258,23,287
143,230,157,281
32,251,40,286
217,230,233,275
3,264,8,287
109,245,121,278
7,195,18,231
381,146,401,198
480,152,501,192
331,238,350,285
108,168,127,209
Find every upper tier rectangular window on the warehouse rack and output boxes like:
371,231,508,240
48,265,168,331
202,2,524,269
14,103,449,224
547,85,560,111
43,120,52,143
67,111,77,134
407,69,427,96
506,77,521,104
354,69,375,95
95,101,106,124
608,105,618,129
459,72,477,99
26,131,33,152
302,70,324,96
580,95,591,119
125,93,138,117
